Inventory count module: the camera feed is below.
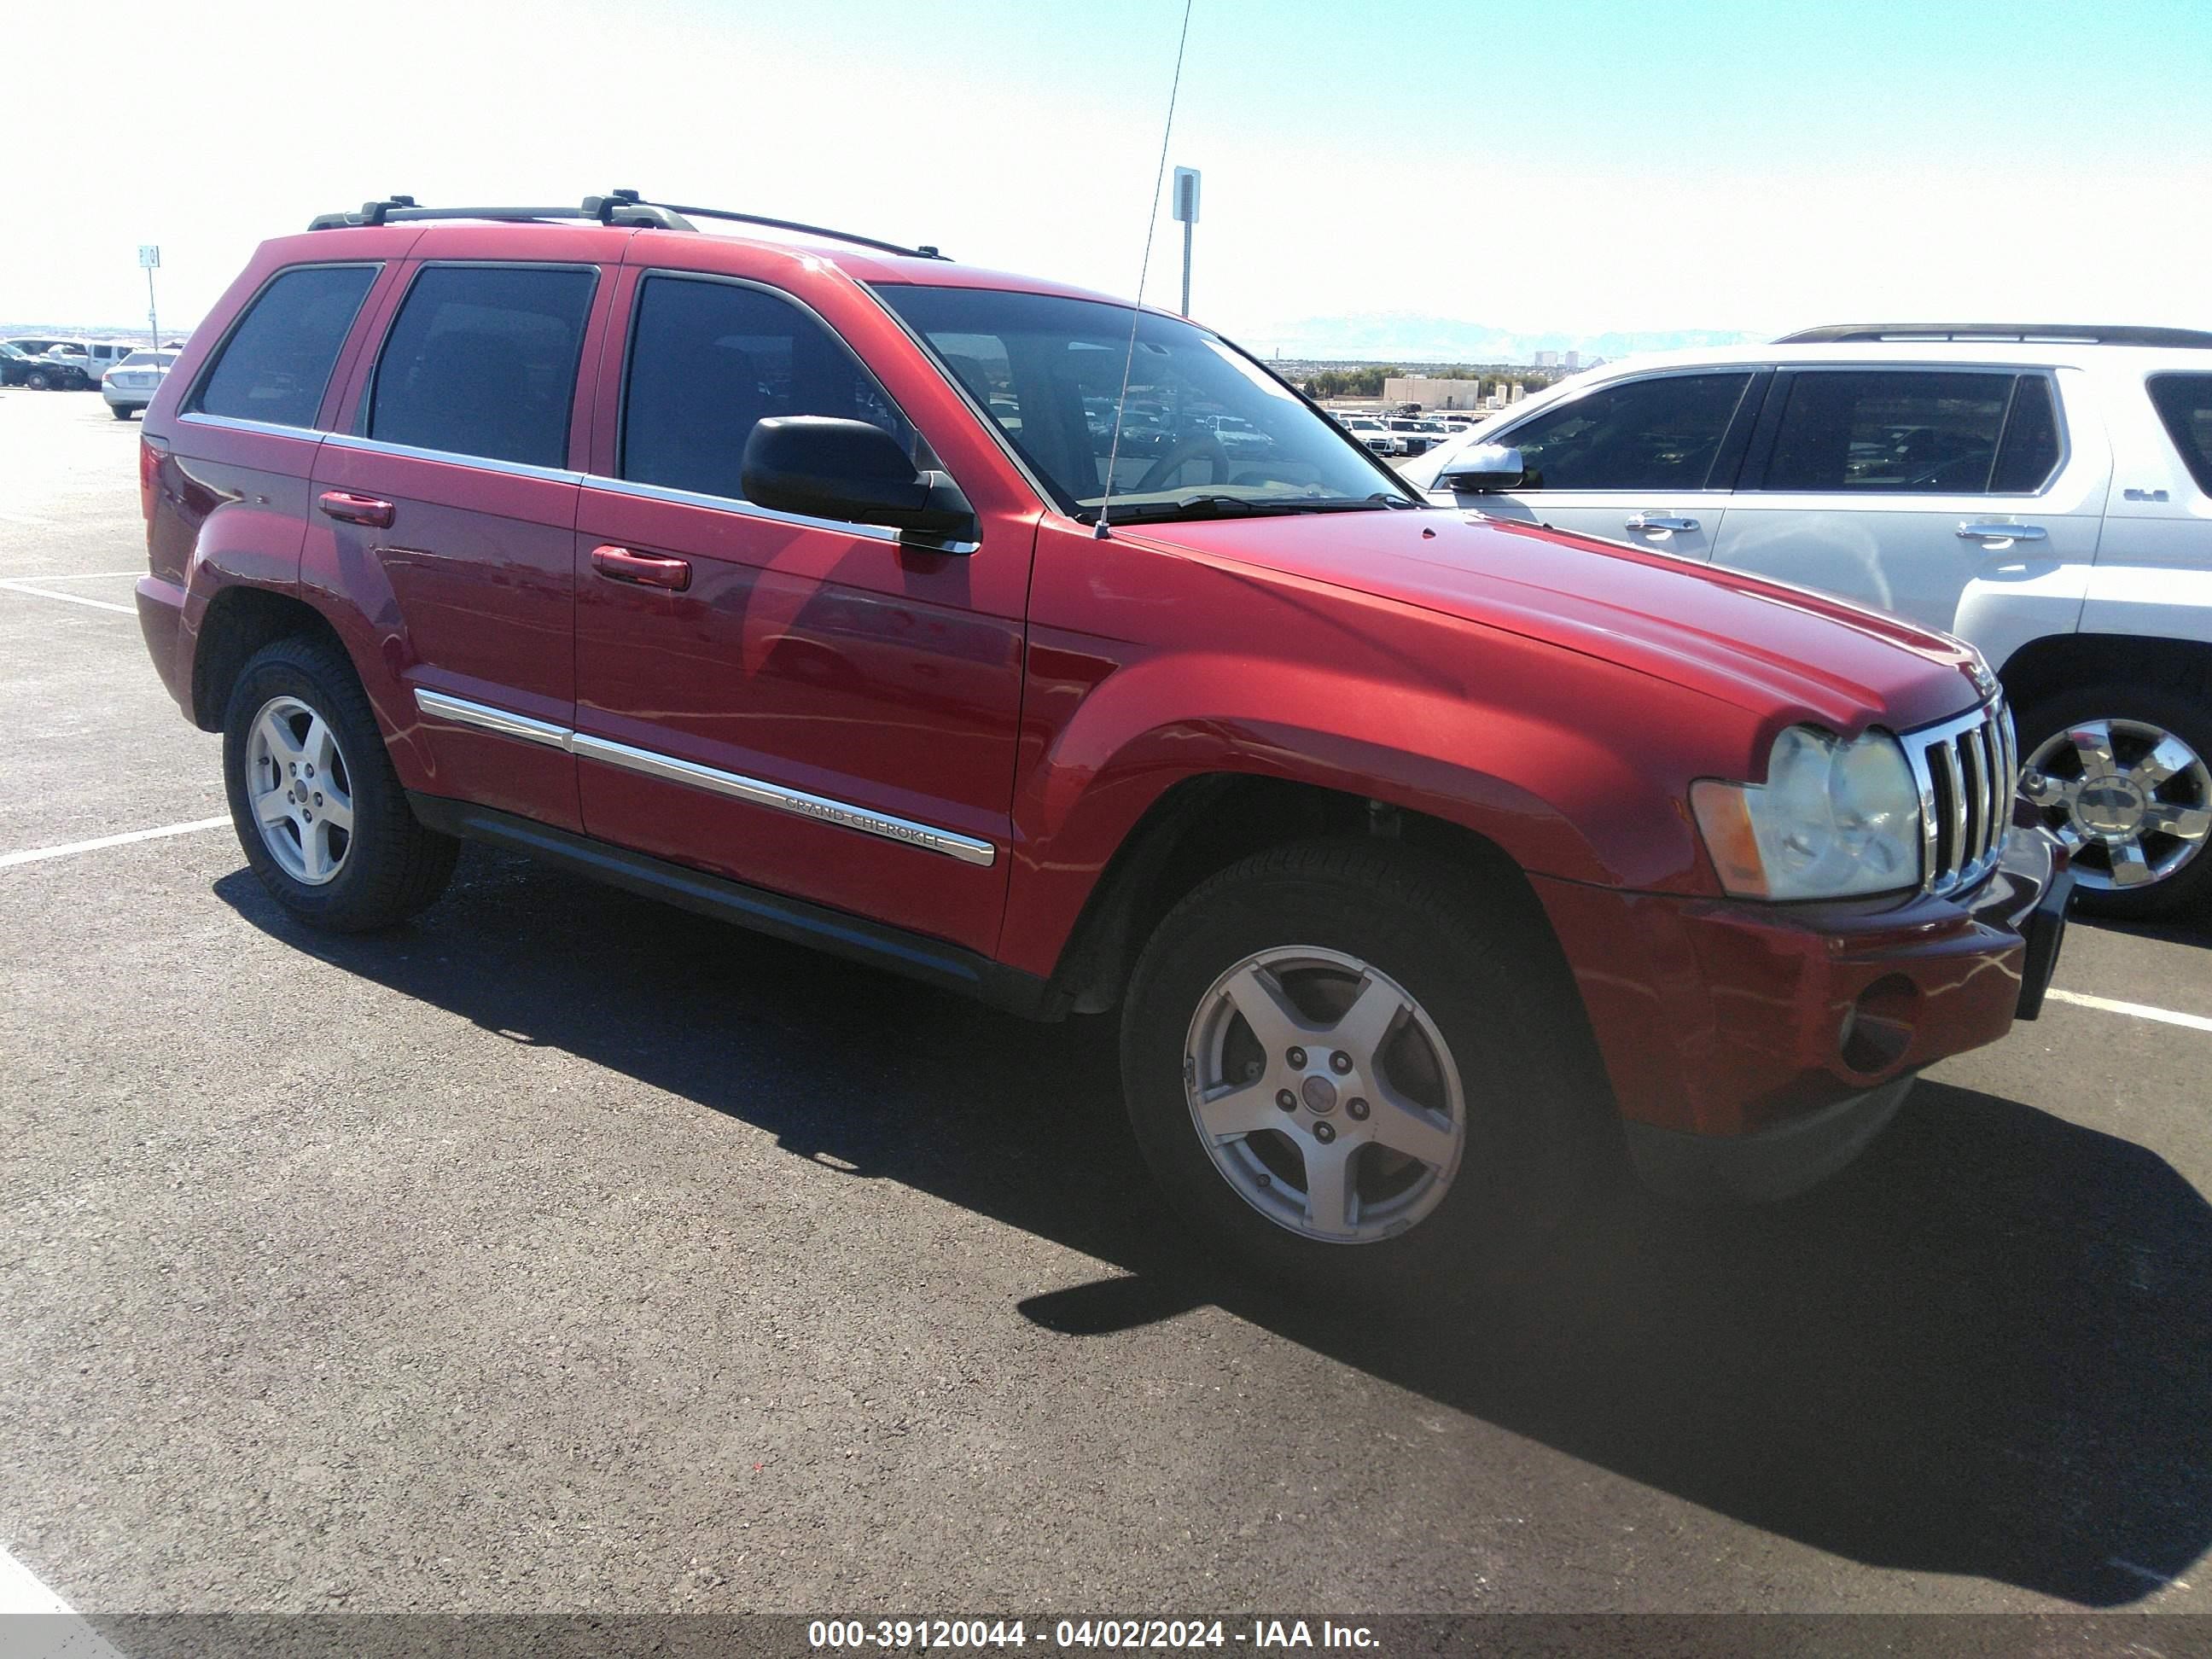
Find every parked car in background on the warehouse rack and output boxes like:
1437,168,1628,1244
0,342,45,387
77,340,139,384
1384,416,1436,456
1401,323,2212,916
131,195,2067,1288
1337,415,1397,455
102,349,178,419
0,341,91,390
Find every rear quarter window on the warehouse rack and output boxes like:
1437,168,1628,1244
2147,374,2212,497
192,265,380,429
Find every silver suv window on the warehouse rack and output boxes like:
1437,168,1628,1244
1493,371,1754,491
1757,369,2061,495
2148,374,2212,497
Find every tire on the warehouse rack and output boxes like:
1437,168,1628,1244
2014,682,2212,919
110,404,135,421
221,634,458,932
26,370,49,391
1120,839,1605,1300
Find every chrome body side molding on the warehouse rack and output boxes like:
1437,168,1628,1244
410,687,996,867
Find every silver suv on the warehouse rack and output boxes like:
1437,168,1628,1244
1403,324,2212,917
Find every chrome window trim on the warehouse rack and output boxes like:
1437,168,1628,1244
178,411,329,442
323,431,584,486
410,688,996,868
579,473,981,553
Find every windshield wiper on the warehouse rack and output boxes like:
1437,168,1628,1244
1092,494,1394,526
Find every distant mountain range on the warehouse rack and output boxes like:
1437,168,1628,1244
1248,311,1763,364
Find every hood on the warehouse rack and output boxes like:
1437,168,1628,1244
1124,507,1987,736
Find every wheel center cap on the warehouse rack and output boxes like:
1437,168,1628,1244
2076,773,2146,837
1301,1074,1339,1115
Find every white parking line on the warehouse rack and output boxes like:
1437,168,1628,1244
0,579,136,616
0,1544,128,1657
6,570,147,581
2046,987,2212,1034
0,817,230,870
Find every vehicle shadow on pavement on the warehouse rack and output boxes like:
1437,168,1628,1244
217,848,2212,1610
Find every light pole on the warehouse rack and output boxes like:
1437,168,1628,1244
1171,166,1200,317
138,245,160,348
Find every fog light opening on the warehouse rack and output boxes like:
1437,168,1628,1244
1840,975,1918,1075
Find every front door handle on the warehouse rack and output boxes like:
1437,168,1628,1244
1957,522,2048,544
591,544,692,591
317,491,394,528
1625,513,1700,535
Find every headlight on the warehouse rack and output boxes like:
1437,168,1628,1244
1691,725,1922,899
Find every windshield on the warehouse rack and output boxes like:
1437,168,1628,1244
875,286,1412,523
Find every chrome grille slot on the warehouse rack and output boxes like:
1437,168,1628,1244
1905,696,2015,895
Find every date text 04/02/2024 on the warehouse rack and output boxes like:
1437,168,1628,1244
806,1619,1381,1650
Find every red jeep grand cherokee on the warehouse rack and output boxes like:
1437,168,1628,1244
134,192,2068,1289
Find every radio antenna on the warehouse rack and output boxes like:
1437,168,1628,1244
1095,0,1196,539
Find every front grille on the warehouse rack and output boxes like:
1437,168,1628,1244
1904,697,2016,895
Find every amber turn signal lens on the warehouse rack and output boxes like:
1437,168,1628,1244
1690,779,1770,899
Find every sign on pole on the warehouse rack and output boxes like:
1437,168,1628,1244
1172,167,1200,317
1171,168,1200,224
138,245,160,270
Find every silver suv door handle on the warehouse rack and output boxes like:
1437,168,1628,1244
1956,522,2048,543
1625,513,1700,534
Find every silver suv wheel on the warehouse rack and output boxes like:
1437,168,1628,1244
1182,946,1466,1244
2022,718,2212,892
245,694,356,886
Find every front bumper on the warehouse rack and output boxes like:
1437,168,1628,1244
1534,824,2069,1198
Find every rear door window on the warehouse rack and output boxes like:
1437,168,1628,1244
619,273,919,504
1759,370,2059,494
369,265,598,469
2148,374,2212,496
192,265,379,429
1498,372,1754,490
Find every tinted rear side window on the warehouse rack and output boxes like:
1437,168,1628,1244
2148,374,2212,496
370,265,597,468
193,265,378,428
1989,375,2062,492
620,274,917,503
1762,370,2023,493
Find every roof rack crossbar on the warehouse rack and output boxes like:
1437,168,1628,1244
308,198,695,232
307,190,948,260
1776,323,2212,349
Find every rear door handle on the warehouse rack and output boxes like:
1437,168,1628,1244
1957,522,2048,543
1624,513,1700,534
317,491,394,528
591,544,692,591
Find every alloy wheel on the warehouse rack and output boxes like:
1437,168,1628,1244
2021,718,2212,891
246,695,356,885
1182,946,1466,1243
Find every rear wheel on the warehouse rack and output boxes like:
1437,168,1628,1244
110,404,135,421
1120,840,1603,1298
222,636,457,931
2016,684,2212,918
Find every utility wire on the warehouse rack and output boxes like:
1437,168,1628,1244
1096,0,1196,539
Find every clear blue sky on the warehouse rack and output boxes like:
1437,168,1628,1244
5,0,2208,349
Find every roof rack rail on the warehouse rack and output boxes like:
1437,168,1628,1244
584,189,947,259
307,195,693,231
306,189,949,260
1775,323,2212,349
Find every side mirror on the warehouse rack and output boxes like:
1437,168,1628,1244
742,416,978,549
1438,444,1526,493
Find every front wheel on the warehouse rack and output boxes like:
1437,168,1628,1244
26,370,50,391
222,635,458,931
1120,841,1604,1298
2015,683,2212,918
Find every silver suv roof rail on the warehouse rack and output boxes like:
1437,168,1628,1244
1776,323,2212,348
306,189,949,261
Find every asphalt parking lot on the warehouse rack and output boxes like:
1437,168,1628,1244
2,387,2209,1632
